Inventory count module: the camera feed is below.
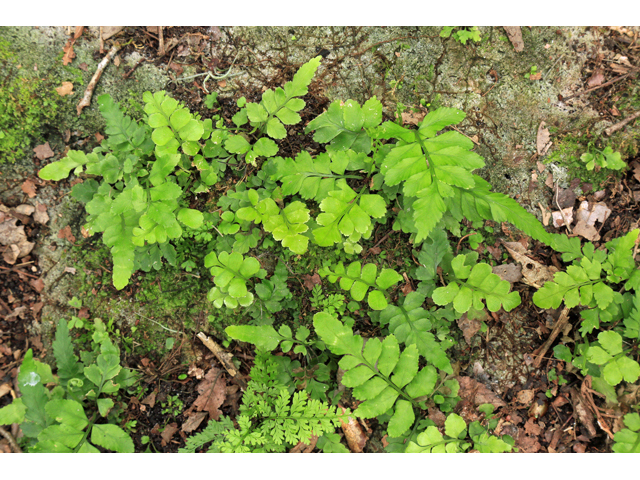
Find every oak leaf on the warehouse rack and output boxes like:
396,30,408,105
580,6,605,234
192,367,227,421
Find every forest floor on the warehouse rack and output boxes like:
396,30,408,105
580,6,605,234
1,26,640,453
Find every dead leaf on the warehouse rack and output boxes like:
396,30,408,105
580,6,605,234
0,383,11,399
21,180,37,198
457,376,506,408
142,390,157,408
15,204,35,216
192,367,227,421
303,273,321,291
552,207,574,228
181,411,208,433
339,407,366,452
33,204,49,225
289,434,318,453
503,26,524,52
516,389,535,405
188,363,205,379
536,121,552,156
556,188,577,209
33,142,54,160
160,422,178,446
0,217,35,263
573,220,600,241
78,62,88,72
3,244,20,264
56,81,74,96
29,278,44,293
457,313,483,344
529,72,541,81
502,241,557,288
57,225,76,244
62,26,84,66
538,202,551,226
101,26,125,41
95,132,104,143
523,417,541,435
576,201,611,226
401,109,427,126
6,306,27,320
492,263,522,283
587,68,605,88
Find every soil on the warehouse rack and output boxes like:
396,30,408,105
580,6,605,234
1,26,640,453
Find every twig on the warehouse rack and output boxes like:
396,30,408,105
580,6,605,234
123,58,146,79
134,313,182,334
533,306,570,368
196,332,247,391
604,109,640,136
561,70,637,101
555,184,572,234
77,43,121,115
0,426,22,453
158,27,165,57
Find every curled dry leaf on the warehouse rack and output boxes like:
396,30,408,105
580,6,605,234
33,204,49,225
160,422,179,446
339,406,366,452
181,411,208,433
492,263,522,283
21,180,37,198
552,207,573,228
587,68,605,87
536,121,552,156
502,241,557,288
0,217,35,264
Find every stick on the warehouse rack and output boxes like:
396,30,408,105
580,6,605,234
533,306,570,368
77,44,121,115
196,332,246,390
0,426,22,453
604,110,640,136
561,70,637,101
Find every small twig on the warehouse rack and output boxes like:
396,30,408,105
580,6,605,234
0,426,22,453
196,332,246,391
134,313,183,334
123,57,146,80
158,27,165,57
0,266,40,279
533,306,570,368
604,109,640,136
77,43,121,115
555,184,572,234
561,70,637,101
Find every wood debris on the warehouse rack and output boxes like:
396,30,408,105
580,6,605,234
77,44,121,115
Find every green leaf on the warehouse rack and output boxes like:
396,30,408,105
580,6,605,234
44,399,88,431
0,398,26,426
91,424,134,453
444,413,467,438
387,399,414,438
177,208,204,228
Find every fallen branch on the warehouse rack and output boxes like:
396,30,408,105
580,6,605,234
196,332,247,390
533,306,570,368
561,70,637,101
0,426,22,453
76,43,121,115
604,109,640,136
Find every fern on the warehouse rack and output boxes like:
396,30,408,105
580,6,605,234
313,312,450,438
204,251,266,308
318,260,403,310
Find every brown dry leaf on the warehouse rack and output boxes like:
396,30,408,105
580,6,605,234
0,383,11,399
457,376,506,408
492,263,522,283
30,278,44,293
587,68,605,87
3,244,20,265
552,207,574,228
503,26,524,52
339,407,366,452
56,81,74,96
188,363,205,379
502,241,557,288
33,142,54,160
181,411,208,433
573,220,600,241
95,132,105,143
523,417,541,435
101,26,125,41
57,225,76,244
529,72,541,81
536,121,552,156
457,313,482,344
538,202,551,226
15,204,35,216
21,179,37,198
401,109,427,126
289,434,318,453
6,305,27,320
0,217,35,263
142,390,157,408
33,204,49,225
303,273,321,291
193,367,227,421
516,389,535,405
576,201,611,226
160,422,179,446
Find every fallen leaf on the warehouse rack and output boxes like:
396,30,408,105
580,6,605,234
401,109,427,126
101,26,125,41
457,313,483,344
503,26,524,52
502,241,557,288
0,217,35,263
556,188,577,209
289,434,318,453
3,244,20,265
78,62,88,71
587,68,605,87
188,363,205,379
56,81,74,96
142,390,157,408
181,411,208,433
516,389,535,405
538,202,551,226
0,383,11,399
33,142,54,160
57,225,76,244
168,62,184,75
303,273,321,291
552,207,574,228
573,220,600,241
576,201,611,226
192,367,227,420
457,376,506,408
339,406,366,452
536,121,552,156
95,132,105,143
33,204,49,225
6,305,27,320
529,72,541,81
160,422,179,446
29,278,44,293
492,263,522,283
21,180,37,198
523,417,541,435
15,204,35,216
